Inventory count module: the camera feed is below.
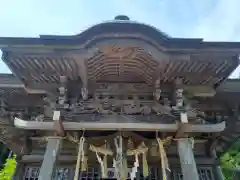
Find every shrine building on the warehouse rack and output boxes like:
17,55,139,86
0,15,240,180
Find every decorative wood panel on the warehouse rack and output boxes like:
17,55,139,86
22,166,214,180
172,167,214,180
22,166,161,180
23,167,72,180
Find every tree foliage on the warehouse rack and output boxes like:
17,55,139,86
221,141,240,180
0,155,17,180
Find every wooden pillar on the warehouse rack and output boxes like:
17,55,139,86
38,137,63,180
177,138,199,180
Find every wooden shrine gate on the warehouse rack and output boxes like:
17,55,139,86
22,166,214,180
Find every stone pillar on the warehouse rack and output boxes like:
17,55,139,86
177,138,199,180
13,155,26,180
233,170,240,180
12,161,25,180
174,79,199,180
211,149,225,180
214,165,225,180
38,137,63,180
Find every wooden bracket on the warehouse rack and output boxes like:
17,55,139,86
53,111,65,137
175,123,190,138
175,113,190,138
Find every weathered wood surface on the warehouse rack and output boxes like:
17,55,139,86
0,16,239,161
2,33,239,86
14,117,226,132
0,117,28,155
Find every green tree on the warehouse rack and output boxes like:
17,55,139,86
0,155,17,180
221,141,240,180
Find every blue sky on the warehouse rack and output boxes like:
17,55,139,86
0,0,240,77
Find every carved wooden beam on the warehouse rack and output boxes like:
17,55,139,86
183,85,215,97
14,117,226,132
24,87,48,94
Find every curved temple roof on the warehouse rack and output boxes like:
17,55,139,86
0,15,240,48
0,15,239,49
0,15,240,49
0,15,239,88
0,15,199,47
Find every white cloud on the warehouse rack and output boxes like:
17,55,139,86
190,0,240,78
191,0,240,41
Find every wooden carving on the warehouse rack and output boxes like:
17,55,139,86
58,87,66,105
154,78,161,101
154,89,161,101
101,46,138,59
0,119,28,155
176,89,183,107
81,87,88,100
152,102,173,117
31,114,44,122
43,96,55,117
96,83,152,94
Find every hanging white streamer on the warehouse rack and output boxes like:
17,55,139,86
74,136,85,180
114,136,123,180
130,154,139,180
